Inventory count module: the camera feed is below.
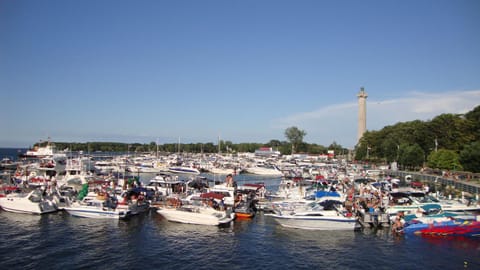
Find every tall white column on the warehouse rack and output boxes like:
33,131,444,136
357,87,368,143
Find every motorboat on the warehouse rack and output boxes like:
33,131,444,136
116,188,151,215
403,218,480,237
233,200,256,219
233,185,262,219
386,191,480,215
432,197,480,212
266,180,309,201
145,173,184,196
243,164,284,177
168,166,200,175
266,200,358,230
386,192,443,215
0,189,57,214
401,204,477,224
156,202,235,226
209,166,237,175
64,195,130,219
187,182,236,206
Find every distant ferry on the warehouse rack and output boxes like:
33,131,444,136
20,142,55,158
19,139,66,159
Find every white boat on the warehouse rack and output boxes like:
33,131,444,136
168,166,200,175
156,204,235,226
266,201,358,230
64,197,130,219
209,166,236,175
385,192,480,215
0,189,57,214
267,179,308,201
184,182,236,206
145,173,183,196
244,164,284,176
21,141,55,158
434,197,480,212
94,160,122,174
386,191,440,215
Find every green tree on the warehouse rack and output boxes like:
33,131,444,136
306,143,327,155
284,126,306,154
328,141,343,154
149,141,157,152
464,105,480,141
427,149,462,171
459,141,480,173
355,131,380,161
428,114,475,152
398,144,425,170
381,137,398,163
266,139,282,148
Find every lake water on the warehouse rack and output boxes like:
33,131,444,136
1,205,479,270
0,149,479,269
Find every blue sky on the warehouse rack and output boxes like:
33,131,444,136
1,0,479,148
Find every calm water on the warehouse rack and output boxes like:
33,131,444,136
0,147,26,160
1,207,479,270
1,149,480,269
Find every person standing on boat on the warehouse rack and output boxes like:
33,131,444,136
225,174,234,187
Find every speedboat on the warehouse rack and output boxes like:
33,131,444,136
400,204,477,224
168,166,200,175
0,189,57,214
116,188,151,215
266,200,358,230
233,201,256,219
386,192,442,215
145,173,183,196
64,196,130,219
243,164,284,177
403,219,480,237
156,203,235,226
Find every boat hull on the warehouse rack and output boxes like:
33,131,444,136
235,211,255,219
0,195,57,214
403,220,480,237
168,167,200,175
267,214,358,230
243,168,283,177
157,206,234,226
64,207,129,219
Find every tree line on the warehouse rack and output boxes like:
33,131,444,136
354,105,480,172
39,105,480,173
47,139,347,157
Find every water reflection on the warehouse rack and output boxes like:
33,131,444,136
0,209,44,226
408,234,480,250
1,172,479,270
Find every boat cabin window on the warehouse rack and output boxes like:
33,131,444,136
29,194,42,203
87,201,102,207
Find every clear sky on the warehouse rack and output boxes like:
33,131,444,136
1,0,479,148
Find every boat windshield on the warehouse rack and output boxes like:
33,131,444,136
28,190,44,203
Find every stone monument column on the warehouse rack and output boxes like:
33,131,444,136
357,87,368,143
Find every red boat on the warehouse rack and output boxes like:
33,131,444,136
235,211,255,219
404,220,480,237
